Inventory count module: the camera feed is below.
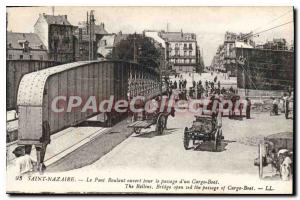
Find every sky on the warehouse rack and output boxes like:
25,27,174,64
6,6,294,65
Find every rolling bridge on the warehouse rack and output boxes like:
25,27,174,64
16,59,166,169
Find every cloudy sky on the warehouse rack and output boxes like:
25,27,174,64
7,6,294,65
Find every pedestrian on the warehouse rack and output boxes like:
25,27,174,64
218,81,221,89
179,80,182,90
173,80,177,89
272,97,279,115
12,145,37,176
221,87,226,94
229,86,234,93
214,76,217,83
246,97,251,119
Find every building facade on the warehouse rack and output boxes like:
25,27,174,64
74,18,109,61
34,13,75,63
159,31,199,73
211,31,254,76
6,32,48,60
97,31,129,59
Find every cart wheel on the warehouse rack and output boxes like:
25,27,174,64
133,127,142,134
156,114,165,135
184,127,190,150
213,129,220,152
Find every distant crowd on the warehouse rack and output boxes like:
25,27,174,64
167,74,236,99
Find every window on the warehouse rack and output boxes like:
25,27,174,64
175,50,179,56
39,55,43,60
29,55,33,60
189,51,192,56
8,54,12,59
23,42,29,53
19,55,23,60
184,51,187,56
189,43,192,49
175,58,178,63
184,43,187,49
190,59,192,63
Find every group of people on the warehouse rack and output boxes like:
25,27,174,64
168,74,236,100
169,79,188,90
271,92,294,119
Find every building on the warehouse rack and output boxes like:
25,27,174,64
97,34,116,58
74,11,109,61
6,32,48,60
236,47,294,96
211,31,255,76
34,13,75,63
159,31,199,73
97,31,129,58
256,38,288,50
74,22,109,61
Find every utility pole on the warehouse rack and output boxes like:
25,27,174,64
133,33,137,63
88,10,95,61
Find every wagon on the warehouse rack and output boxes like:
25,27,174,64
183,114,223,151
128,112,169,135
254,132,293,180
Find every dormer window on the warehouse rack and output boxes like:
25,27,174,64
23,41,29,53
18,40,30,53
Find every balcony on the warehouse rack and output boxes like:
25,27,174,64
169,55,196,59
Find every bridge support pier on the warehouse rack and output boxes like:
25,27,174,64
35,144,47,173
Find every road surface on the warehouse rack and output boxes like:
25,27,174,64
68,110,293,176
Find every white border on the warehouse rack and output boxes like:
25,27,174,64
1,0,298,199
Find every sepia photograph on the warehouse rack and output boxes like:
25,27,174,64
5,6,294,194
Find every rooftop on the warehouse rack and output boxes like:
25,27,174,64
40,14,72,26
7,32,47,50
160,31,196,42
77,21,108,35
114,32,129,46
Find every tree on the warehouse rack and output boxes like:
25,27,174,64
112,34,161,69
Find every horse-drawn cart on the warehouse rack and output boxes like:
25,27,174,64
128,112,168,135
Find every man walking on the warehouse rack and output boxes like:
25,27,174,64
246,97,251,119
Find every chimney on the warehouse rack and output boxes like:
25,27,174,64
64,15,67,20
